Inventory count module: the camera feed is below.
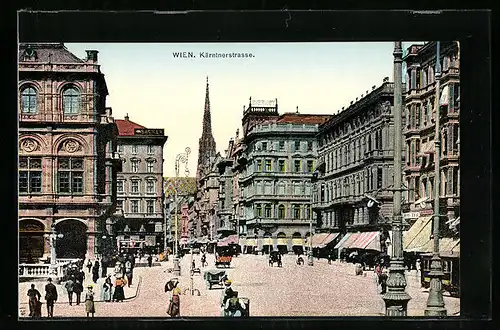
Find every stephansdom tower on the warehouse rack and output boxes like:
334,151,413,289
196,77,217,183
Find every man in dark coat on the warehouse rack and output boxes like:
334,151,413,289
44,278,58,318
64,276,75,306
73,279,83,305
147,255,153,267
101,256,108,278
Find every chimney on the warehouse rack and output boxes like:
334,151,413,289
372,85,376,90
125,113,129,121
86,50,99,63
383,76,389,83
105,107,112,116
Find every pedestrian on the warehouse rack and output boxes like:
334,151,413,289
73,279,83,305
27,284,41,318
92,264,99,284
125,259,133,287
220,279,235,313
166,279,181,317
147,254,153,267
86,259,93,273
101,275,113,302
379,269,388,294
114,261,123,277
64,276,75,306
201,253,207,267
375,263,382,285
44,278,57,318
76,268,85,284
223,290,246,317
113,275,126,302
101,256,107,278
85,285,95,318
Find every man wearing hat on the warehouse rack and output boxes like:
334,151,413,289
44,278,57,318
220,279,235,315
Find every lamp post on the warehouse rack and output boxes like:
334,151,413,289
307,217,314,266
424,41,447,316
382,41,411,316
173,147,191,276
44,227,64,267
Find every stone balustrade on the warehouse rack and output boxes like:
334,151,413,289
19,261,73,280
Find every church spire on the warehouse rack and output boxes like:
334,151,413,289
196,77,217,181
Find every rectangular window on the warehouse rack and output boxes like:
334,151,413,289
57,157,84,194
294,141,301,152
294,160,301,172
131,180,139,194
117,145,123,153
256,160,263,172
19,157,42,194
265,159,272,172
293,205,301,219
307,160,314,173
146,180,155,194
131,145,138,154
147,161,154,173
262,142,267,151
147,200,155,214
279,141,285,151
116,200,123,210
264,205,272,218
278,159,286,172
131,200,139,213
376,169,382,189
307,141,313,151
147,145,154,154
131,160,139,173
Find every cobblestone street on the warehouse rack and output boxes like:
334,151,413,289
19,254,459,318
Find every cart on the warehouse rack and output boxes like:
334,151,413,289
203,269,227,289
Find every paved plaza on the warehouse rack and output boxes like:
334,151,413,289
19,254,460,318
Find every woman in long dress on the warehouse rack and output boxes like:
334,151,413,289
101,275,114,302
113,275,126,302
85,285,95,318
166,279,181,317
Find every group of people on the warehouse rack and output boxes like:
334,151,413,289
26,278,96,318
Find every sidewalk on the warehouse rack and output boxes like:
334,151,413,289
19,267,144,317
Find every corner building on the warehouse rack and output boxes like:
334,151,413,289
237,99,331,254
114,115,168,254
18,43,121,262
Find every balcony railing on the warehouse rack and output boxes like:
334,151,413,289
19,261,72,280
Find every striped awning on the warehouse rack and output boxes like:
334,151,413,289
349,232,380,250
245,239,256,246
334,233,352,249
306,233,330,248
405,217,433,252
217,234,239,247
404,216,433,250
291,238,303,246
318,233,340,249
342,232,362,249
277,238,288,246
420,237,460,254
365,235,382,251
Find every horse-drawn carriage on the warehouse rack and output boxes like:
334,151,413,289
269,251,282,267
203,269,227,290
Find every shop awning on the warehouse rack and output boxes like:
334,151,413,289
217,234,239,247
404,216,433,250
245,239,256,246
292,238,304,246
318,233,340,249
405,217,433,252
365,235,382,251
342,232,362,249
350,232,380,250
277,238,288,246
306,233,330,248
263,237,273,246
420,237,460,254
333,233,352,249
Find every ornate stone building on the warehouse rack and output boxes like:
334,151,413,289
237,99,331,254
18,43,121,262
312,78,399,255
402,41,460,236
114,115,168,253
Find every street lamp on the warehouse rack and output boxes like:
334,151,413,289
307,217,314,266
382,41,411,316
173,147,190,276
424,41,447,316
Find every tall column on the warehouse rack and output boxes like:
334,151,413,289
87,218,95,260
382,41,411,316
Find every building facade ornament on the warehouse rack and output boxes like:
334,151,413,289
20,138,40,152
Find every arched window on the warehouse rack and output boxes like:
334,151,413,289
264,204,272,218
63,87,80,114
21,87,37,113
278,205,285,219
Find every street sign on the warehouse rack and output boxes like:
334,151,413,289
403,212,420,219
